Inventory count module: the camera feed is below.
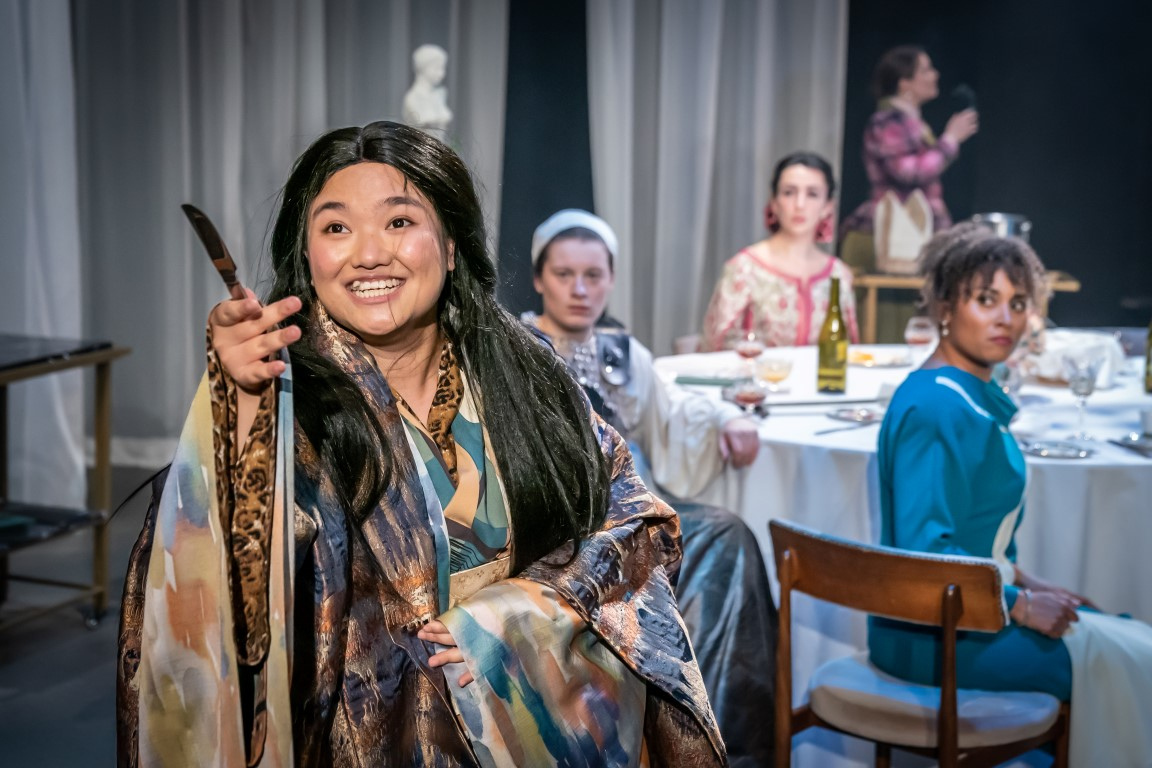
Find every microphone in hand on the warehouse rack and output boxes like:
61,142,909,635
952,83,977,112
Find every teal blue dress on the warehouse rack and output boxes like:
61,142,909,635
868,366,1071,700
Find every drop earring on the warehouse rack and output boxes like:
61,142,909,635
815,215,835,244
940,319,951,338
764,205,779,232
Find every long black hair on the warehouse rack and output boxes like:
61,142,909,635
267,121,610,571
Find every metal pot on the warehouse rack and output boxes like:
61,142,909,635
971,212,1032,242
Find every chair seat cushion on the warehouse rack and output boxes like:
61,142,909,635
808,652,1061,748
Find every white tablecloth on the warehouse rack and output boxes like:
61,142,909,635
654,345,1152,767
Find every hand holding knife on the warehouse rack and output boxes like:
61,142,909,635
182,203,301,400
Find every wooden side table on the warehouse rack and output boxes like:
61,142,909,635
853,270,1081,344
0,334,130,629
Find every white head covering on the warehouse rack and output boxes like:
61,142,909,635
530,209,619,267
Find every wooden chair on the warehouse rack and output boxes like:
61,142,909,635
769,519,1070,768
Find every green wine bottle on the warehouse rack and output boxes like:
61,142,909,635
818,277,848,393
1144,316,1151,394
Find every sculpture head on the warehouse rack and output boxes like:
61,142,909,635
412,44,448,86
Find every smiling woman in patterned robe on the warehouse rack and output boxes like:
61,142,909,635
116,121,724,768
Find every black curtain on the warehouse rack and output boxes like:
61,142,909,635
496,0,595,315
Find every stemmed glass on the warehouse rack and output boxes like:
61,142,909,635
992,362,1022,399
730,379,770,414
1062,353,1104,441
732,330,765,376
756,357,793,393
904,316,938,364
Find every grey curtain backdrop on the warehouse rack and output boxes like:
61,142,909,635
0,0,85,507
2,0,846,493
69,0,508,469
587,0,849,355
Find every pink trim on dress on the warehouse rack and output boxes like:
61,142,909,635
743,252,836,346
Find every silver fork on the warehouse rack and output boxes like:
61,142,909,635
813,421,881,436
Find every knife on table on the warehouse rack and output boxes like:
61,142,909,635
181,203,247,301
1107,439,1152,459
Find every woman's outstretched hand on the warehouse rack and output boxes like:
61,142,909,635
208,290,302,394
418,620,474,687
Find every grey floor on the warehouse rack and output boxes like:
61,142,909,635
0,465,158,768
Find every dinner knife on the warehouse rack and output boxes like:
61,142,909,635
181,203,247,301
1107,439,1152,459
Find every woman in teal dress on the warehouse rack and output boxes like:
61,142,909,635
870,221,1081,697
869,222,1152,763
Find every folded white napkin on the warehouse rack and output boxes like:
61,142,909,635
1022,328,1126,388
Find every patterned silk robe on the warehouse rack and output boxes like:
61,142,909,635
117,306,725,767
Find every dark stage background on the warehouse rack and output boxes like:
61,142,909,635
839,0,1152,328
496,0,595,314
496,0,1152,328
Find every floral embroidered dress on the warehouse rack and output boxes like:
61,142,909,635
117,303,725,767
700,249,859,351
840,103,960,237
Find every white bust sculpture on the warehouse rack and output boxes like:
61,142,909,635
402,44,453,140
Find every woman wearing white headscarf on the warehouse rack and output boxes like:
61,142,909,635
524,209,779,767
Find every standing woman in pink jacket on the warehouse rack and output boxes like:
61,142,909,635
839,45,979,341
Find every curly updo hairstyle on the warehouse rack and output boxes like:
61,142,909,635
918,221,1046,320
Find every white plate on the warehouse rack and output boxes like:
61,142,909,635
1109,434,1152,458
1115,433,1152,450
827,407,885,424
1022,440,1094,460
848,350,911,368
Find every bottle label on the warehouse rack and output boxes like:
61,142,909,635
818,339,848,393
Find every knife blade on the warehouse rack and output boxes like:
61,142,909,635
181,203,246,301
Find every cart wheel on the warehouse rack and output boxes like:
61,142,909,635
82,608,103,630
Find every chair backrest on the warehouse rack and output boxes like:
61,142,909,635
769,519,1006,632
769,519,1068,768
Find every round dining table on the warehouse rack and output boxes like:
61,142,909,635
654,344,1152,767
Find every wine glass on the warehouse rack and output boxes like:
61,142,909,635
730,379,770,415
991,361,1022,399
732,330,765,376
733,330,765,358
904,316,938,364
1062,353,1103,441
756,357,793,393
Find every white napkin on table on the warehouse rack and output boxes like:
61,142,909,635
1022,328,1126,388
